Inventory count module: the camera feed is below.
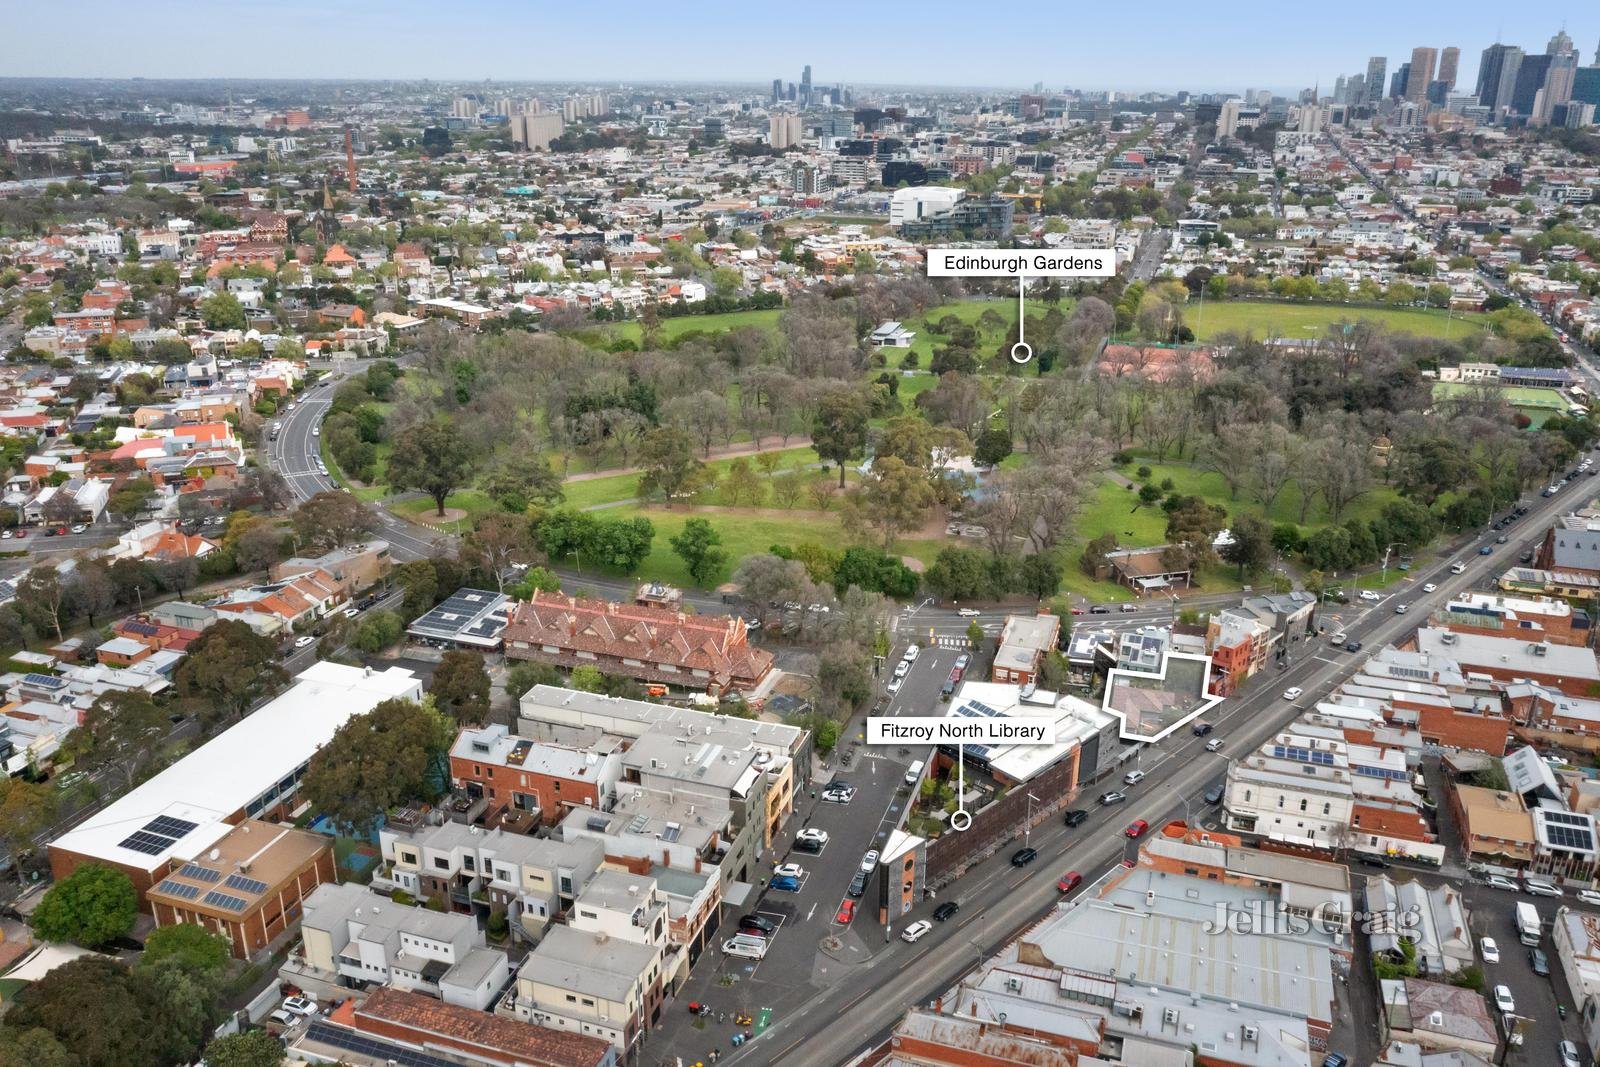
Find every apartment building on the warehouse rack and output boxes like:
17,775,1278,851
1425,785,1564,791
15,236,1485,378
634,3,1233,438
990,613,1060,685
294,881,510,1011
448,723,621,828
377,819,603,940
505,871,670,1059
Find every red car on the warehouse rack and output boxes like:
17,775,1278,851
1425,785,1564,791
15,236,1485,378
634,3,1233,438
1056,871,1082,893
1070,607,1086,616
1124,819,1149,838
12,528,23,538
835,900,856,924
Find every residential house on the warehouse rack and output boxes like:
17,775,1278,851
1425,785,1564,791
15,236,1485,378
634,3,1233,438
990,613,1060,686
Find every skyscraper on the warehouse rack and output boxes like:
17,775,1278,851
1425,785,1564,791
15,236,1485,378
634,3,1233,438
800,64,812,105
1406,47,1437,104
1390,63,1410,99
1476,44,1523,115
771,79,782,103
1548,28,1575,57
1437,47,1460,90
1510,52,1554,115
1365,56,1387,104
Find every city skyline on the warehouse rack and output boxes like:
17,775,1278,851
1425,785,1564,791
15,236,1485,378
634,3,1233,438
0,0,1595,95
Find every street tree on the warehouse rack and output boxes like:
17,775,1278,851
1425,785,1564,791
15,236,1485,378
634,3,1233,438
173,620,287,726
291,491,376,554
463,512,533,592
669,518,729,586
66,691,171,793
0,776,57,868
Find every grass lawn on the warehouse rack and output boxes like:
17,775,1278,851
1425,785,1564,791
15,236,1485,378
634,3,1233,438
609,308,785,345
1433,382,1571,428
893,297,1020,369
392,491,499,532
560,444,823,511
557,504,950,589
1188,300,1492,343
1120,455,1403,532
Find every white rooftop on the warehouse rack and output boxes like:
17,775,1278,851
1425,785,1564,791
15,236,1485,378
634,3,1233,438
50,662,421,872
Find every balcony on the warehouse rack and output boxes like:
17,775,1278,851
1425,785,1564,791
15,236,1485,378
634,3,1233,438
443,791,488,825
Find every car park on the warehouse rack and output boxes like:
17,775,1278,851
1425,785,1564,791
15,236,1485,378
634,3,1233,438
901,919,933,943
1282,687,1302,701
932,901,960,921
1099,791,1127,806
739,915,776,936
1010,847,1038,867
1125,819,1149,838
1056,871,1082,893
1063,809,1088,827
1480,936,1499,963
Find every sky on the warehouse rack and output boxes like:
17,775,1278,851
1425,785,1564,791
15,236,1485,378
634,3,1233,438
0,0,1596,95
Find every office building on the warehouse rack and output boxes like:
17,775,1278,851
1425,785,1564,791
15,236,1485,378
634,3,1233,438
1534,59,1579,125
1218,96,1242,137
1406,47,1437,104
800,63,812,104
770,78,781,103
1573,66,1600,109
1511,52,1555,115
1391,62,1410,98
1437,46,1460,90
1365,56,1387,104
1550,28,1577,58
1477,43,1524,116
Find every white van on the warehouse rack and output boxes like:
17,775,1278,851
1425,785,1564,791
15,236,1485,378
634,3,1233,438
723,936,768,960
905,760,925,786
1450,562,1467,574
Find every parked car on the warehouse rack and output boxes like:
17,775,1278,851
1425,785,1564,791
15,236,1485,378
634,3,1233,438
1011,847,1038,867
932,901,960,922
893,660,911,679
848,871,868,898
1098,791,1127,806
769,875,801,892
1523,878,1562,898
293,635,316,648
1577,889,1600,908
835,900,856,924
1203,783,1225,805
1480,936,1500,963
773,863,804,880
797,828,829,847
268,1009,296,1027
1492,985,1515,1014
1125,819,1149,838
739,915,776,937
1485,874,1519,892
901,919,933,943
1056,871,1083,893
1529,947,1550,976
860,849,880,873
69,523,87,534
283,995,318,1017
902,644,921,662
1560,1039,1583,1067
1321,1055,1349,1067
1063,809,1088,827
954,653,970,671
793,837,823,854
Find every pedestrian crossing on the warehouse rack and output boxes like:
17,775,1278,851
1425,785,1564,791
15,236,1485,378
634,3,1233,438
934,636,973,649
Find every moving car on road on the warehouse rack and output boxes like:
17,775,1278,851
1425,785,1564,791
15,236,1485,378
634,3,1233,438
955,608,980,617
1098,791,1127,806
1282,687,1302,701
1123,770,1146,786
1205,739,1226,752
1125,819,1149,838
1063,809,1088,827
1056,871,1082,893
1010,847,1037,867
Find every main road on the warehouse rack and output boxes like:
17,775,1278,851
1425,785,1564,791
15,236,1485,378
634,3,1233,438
700,476,1588,1067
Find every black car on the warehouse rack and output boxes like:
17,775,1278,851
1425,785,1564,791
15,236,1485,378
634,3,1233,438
1343,641,1363,653
793,837,823,854
848,871,868,898
739,914,776,936
1530,947,1550,976
1192,722,1214,737
1010,847,1038,867
1358,855,1390,869
932,901,960,922
1203,783,1225,805
1063,809,1088,827
1089,605,1112,615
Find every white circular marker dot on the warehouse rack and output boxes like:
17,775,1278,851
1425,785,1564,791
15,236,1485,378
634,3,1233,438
1009,342,1033,365
950,809,972,832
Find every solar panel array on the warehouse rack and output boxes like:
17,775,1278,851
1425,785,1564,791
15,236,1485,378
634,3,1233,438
223,873,267,895
950,700,1003,760
1543,810,1597,852
1353,765,1408,781
117,815,200,857
1271,744,1335,766
154,879,200,900
304,1020,462,1067
179,863,220,883
202,890,248,912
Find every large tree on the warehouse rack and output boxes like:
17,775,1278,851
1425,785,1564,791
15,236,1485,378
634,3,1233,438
431,651,491,726
811,390,871,488
0,775,57,867
139,923,231,981
841,456,936,548
65,692,171,793
6,956,195,1067
31,864,137,948
291,491,376,554
670,518,729,586
173,620,288,726
1221,513,1274,577
300,698,454,832
387,416,481,517
635,426,702,503
462,512,533,593
202,1031,285,1067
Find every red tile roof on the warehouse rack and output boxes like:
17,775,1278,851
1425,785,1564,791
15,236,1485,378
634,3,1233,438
348,987,613,1067
506,591,773,690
